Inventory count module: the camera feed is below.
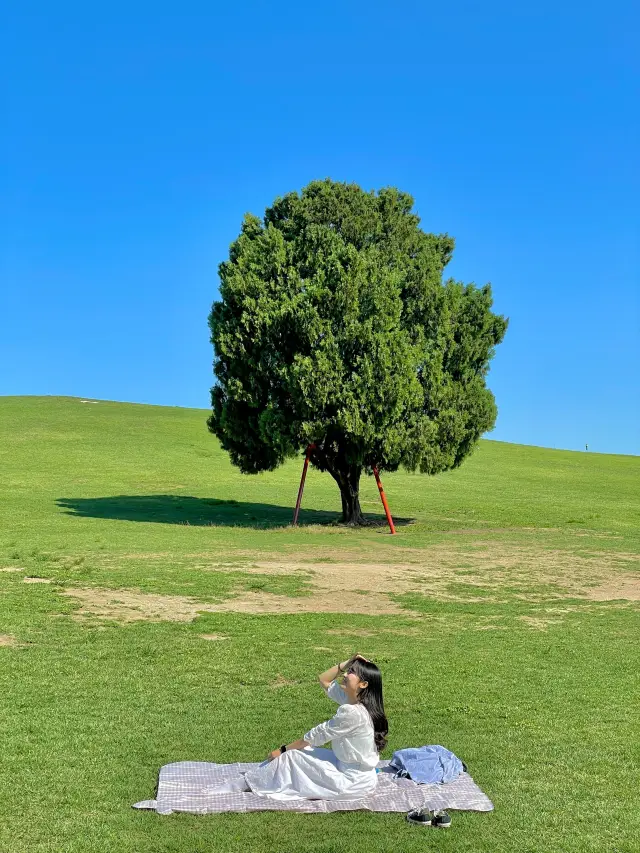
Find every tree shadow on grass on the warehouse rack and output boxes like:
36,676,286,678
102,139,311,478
56,495,414,530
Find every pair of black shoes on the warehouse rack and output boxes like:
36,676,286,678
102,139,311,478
406,809,452,828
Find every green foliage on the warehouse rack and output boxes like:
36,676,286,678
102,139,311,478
208,180,507,497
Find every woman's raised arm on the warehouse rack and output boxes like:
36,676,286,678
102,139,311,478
318,658,351,689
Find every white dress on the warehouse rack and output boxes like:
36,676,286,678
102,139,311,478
242,680,379,801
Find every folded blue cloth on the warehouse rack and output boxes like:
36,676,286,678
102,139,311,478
389,745,464,784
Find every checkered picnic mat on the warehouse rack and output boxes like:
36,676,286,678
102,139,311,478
133,760,494,815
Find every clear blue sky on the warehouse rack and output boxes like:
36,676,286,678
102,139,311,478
2,1,638,455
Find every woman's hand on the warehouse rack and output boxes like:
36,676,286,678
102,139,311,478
266,748,282,762
320,656,369,687
340,653,370,671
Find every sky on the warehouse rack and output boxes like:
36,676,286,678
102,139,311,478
2,1,638,455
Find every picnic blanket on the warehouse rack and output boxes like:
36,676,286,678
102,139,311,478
133,760,494,815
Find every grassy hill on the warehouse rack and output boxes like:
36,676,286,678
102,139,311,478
0,396,638,853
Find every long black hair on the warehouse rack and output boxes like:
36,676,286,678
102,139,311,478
348,658,388,752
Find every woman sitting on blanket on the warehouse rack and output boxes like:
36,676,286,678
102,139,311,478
237,654,388,801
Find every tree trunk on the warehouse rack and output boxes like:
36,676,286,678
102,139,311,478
310,442,368,526
332,465,366,526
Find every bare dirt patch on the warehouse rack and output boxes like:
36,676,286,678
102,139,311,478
270,674,299,689
234,546,640,607
199,633,229,641
23,577,52,584
204,563,301,576
61,543,639,620
60,586,411,622
326,626,422,637
208,590,408,615
519,616,564,631
574,533,623,539
0,634,18,646
1,567,24,573
585,577,640,601
60,588,212,622
116,553,172,560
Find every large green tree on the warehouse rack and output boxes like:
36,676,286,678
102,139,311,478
208,180,508,525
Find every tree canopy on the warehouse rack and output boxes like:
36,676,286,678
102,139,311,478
208,180,508,524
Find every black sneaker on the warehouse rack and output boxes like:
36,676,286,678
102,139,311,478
406,809,433,826
432,810,452,828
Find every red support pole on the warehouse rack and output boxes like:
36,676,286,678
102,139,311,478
292,444,315,526
373,466,396,534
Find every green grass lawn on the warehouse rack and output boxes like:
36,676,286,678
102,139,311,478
0,396,638,853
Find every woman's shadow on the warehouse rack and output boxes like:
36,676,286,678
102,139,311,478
56,495,413,530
